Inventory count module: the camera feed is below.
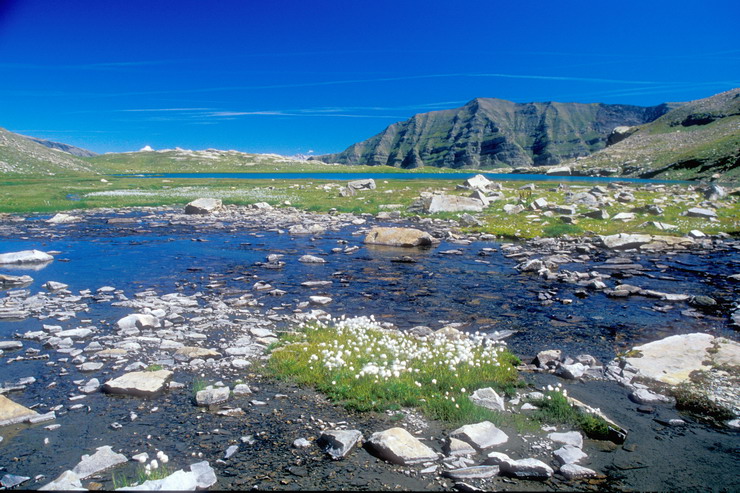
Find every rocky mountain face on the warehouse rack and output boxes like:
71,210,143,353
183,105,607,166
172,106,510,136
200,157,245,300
0,127,96,175
569,88,740,180
316,98,673,169
24,136,97,158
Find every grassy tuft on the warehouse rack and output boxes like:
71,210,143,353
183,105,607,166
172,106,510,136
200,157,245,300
267,316,523,425
192,377,208,394
531,390,613,439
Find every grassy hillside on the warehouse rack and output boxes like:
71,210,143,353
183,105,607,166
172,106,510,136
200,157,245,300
0,127,96,175
569,88,740,181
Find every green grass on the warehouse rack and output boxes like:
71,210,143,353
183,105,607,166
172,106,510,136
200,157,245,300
111,464,171,489
267,316,530,427
145,364,163,372
1,174,738,240
192,377,208,394
531,391,612,440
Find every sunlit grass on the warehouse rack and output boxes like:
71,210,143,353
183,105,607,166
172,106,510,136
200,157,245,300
268,315,525,426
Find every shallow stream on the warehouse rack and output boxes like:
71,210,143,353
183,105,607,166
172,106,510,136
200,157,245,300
0,208,738,490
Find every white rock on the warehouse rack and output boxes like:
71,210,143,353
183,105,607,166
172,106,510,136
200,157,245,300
450,421,508,450
469,387,505,412
559,463,600,480
366,427,437,465
548,431,583,449
102,370,173,397
0,249,54,264
196,387,230,406
299,254,326,264
553,444,587,465
185,198,223,215
39,470,84,491
72,445,127,479
117,313,160,331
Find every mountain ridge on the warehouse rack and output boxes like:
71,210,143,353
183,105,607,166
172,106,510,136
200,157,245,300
315,98,677,169
23,135,98,158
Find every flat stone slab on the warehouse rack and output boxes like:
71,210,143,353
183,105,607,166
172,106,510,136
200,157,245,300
174,346,222,361
548,431,583,449
0,395,39,426
450,421,509,450
0,249,53,264
366,427,438,465
39,470,84,491
625,333,740,386
553,445,588,465
72,445,127,479
443,465,500,480
102,370,173,397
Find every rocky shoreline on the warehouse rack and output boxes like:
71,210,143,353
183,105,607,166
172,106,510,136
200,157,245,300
0,203,738,491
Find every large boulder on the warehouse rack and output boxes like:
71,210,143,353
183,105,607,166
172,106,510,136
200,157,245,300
366,427,438,465
347,178,376,190
0,250,53,264
420,194,485,213
364,227,434,248
185,198,223,215
102,370,173,397
600,234,653,250
464,174,493,190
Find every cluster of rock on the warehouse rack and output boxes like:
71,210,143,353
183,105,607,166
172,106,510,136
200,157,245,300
303,420,601,486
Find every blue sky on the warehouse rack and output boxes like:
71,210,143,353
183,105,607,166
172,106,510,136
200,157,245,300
1,0,738,155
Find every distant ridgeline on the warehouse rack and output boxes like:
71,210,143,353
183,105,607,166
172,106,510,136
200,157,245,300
315,97,674,169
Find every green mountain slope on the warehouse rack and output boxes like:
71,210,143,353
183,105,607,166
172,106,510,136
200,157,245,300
316,98,672,169
0,127,96,175
569,88,740,181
